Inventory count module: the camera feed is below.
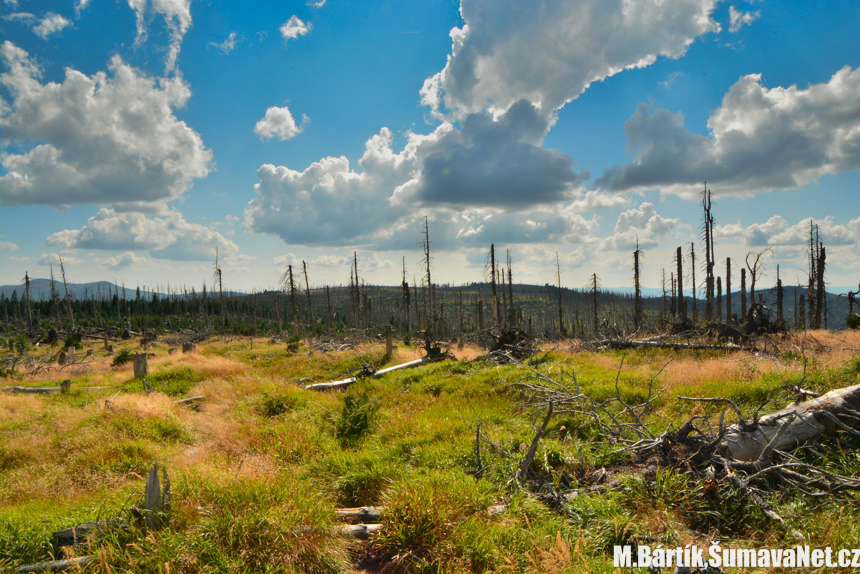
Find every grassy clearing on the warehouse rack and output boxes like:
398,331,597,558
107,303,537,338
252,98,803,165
1,331,859,572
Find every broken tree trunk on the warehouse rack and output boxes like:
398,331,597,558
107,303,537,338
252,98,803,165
305,357,430,390
590,339,749,352
336,507,383,524
716,383,860,461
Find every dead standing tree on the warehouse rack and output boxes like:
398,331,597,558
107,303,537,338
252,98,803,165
213,248,224,329
302,260,315,336
702,184,716,321
556,252,567,338
280,264,300,337
633,239,643,330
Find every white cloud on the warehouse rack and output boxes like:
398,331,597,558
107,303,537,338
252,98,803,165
9,256,29,262
128,0,192,73
75,0,92,16
599,66,860,198
46,208,246,262
0,42,212,209
254,105,305,141
246,101,597,249
38,252,83,266
0,241,19,251
280,15,311,42
273,252,391,271
210,32,237,54
714,216,859,247
101,251,149,269
729,6,760,33
421,0,719,118
307,0,326,7
599,202,685,251
33,13,71,38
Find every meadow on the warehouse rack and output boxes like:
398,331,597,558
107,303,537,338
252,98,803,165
1,329,860,573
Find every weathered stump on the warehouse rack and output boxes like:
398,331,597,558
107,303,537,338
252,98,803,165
133,353,149,378
385,325,393,357
182,342,196,354
60,380,71,393
168,347,178,355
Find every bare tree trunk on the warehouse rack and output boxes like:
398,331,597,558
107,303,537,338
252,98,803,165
716,276,722,322
813,246,826,329
726,258,732,322
740,267,747,322
59,257,76,331
556,252,567,337
633,240,643,330
303,260,315,336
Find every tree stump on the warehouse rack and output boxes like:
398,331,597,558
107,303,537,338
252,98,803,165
133,353,149,378
67,346,75,361
60,380,71,393
182,343,196,354
385,325,393,357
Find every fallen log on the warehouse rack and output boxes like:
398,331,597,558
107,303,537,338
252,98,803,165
341,523,382,540
306,357,430,390
591,339,750,352
711,383,860,461
174,395,205,406
2,386,108,394
335,506,382,524
10,556,92,573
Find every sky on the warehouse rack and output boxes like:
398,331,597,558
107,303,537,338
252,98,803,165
1,0,859,295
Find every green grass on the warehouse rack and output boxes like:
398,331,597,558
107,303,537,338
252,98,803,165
4,337,860,572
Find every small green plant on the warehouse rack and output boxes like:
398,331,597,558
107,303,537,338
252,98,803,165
847,313,860,329
112,348,134,367
402,333,412,346
257,393,296,418
333,390,377,446
62,333,81,350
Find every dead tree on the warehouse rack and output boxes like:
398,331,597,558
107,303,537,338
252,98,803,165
280,264,300,336
675,246,684,318
776,265,784,324
689,242,697,324
726,258,733,322
506,249,515,327
59,256,76,331
745,247,773,311
556,252,567,338
740,267,747,322
807,221,819,325
213,248,224,328
22,271,33,334
716,276,722,322
422,216,435,325
401,257,411,333
702,184,716,321
813,245,826,329
302,260,315,336
487,244,500,330
661,268,668,319
590,273,600,337
326,285,334,331
633,239,643,330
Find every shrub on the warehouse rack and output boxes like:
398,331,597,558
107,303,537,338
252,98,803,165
112,348,134,367
333,390,377,446
847,313,860,329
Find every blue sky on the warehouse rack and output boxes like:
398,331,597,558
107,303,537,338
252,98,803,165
1,0,859,294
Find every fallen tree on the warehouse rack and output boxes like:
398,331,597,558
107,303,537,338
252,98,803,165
305,357,431,390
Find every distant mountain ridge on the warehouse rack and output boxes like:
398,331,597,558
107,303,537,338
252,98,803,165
0,279,145,302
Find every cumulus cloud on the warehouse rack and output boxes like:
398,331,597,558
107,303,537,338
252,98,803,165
0,42,212,209
38,252,83,266
392,100,588,207
101,251,148,269
307,0,326,7
210,32,237,54
280,15,311,42
245,102,593,248
421,0,719,118
599,66,860,198
273,252,391,271
46,208,245,262
715,216,859,247
599,202,685,251
32,13,71,38
254,105,305,141
128,0,191,73
729,6,760,33
0,241,19,251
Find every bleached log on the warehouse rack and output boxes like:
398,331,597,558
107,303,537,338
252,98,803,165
592,339,749,352
341,523,382,539
306,357,430,390
174,395,205,405
335,507,382,524
2,386,108,394
720,383,860,461
11,556,92,572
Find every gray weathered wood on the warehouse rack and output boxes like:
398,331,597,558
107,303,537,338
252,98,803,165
133,353,149,378
174,395,205,405
145,464,161,513
182,342,196,353
305,357,430,390
720,383,860,461
12,556,92,572
341,523,382,539
335,507,382,524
